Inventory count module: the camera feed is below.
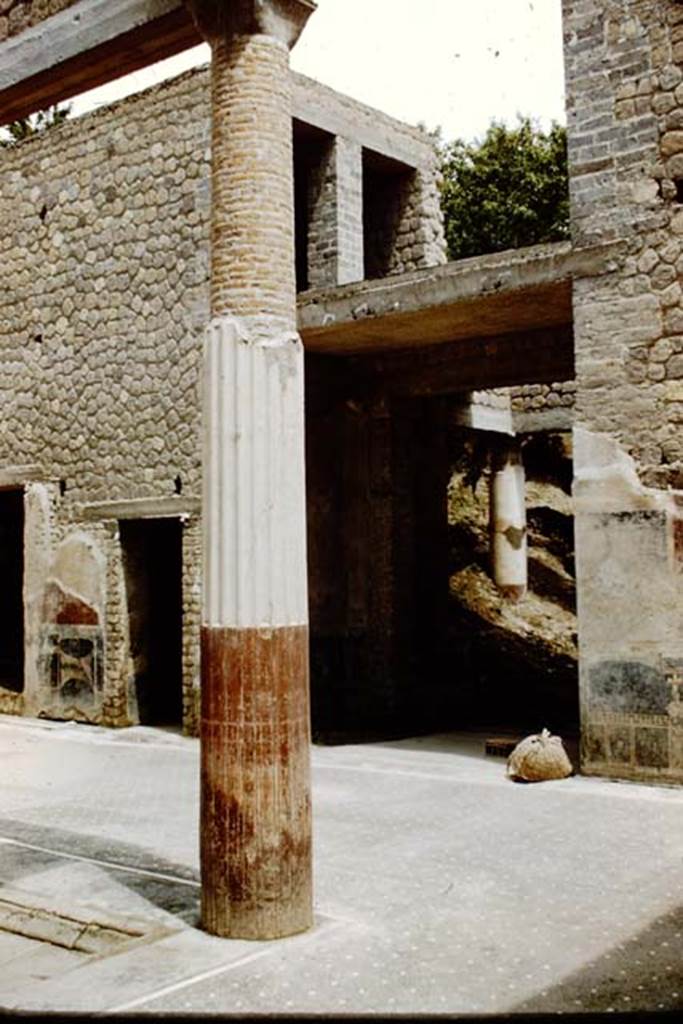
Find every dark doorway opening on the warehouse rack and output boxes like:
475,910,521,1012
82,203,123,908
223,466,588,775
293,119,336,292
362,149,414,280
445,425,579,742
305,352,579,755
120,518,183,728
0,489,24,693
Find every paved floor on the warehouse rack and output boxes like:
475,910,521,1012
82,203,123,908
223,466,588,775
0,713,681,1016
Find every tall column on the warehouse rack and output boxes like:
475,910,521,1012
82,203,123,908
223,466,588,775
489,439,527,601
186,0,316,940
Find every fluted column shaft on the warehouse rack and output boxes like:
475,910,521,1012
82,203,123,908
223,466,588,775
190,0,316,940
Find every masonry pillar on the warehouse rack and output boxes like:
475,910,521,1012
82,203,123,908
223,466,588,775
489,439,527,601
186,0,316,939
307,136,364,287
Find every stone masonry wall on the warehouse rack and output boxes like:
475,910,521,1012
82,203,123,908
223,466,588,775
0,0,76,41
1,69,210,511
0,63,444,731
304,136,364,289
564,0,683,782
511,381,577,431
363,164,446,279
565,0,683,489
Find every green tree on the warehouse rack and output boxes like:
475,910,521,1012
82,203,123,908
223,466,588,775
439,117,569,261
0,103,71,147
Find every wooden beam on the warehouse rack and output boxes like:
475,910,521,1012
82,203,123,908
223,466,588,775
0,7,201,123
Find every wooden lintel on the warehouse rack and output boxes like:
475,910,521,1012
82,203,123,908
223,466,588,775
0,7,201,124
305,326,574,405
377,326,574,395
349,325,575,398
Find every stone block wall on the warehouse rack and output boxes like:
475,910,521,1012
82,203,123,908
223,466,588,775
0,0,76,41
0,62,445,733
511,381,577,432
564,0,683,782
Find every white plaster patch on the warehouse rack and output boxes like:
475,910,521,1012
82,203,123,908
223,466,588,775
23,483,55,714
52,532,106,616
573,427,678,515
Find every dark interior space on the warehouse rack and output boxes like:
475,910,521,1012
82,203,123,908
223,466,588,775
0,489,24,693
363,149,414,280
293,119,335,292
120,517,183,727
305,353,579,746
305,354,452,742
444,426,579,738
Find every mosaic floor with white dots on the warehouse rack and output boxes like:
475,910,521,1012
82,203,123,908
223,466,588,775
0,715,680,1015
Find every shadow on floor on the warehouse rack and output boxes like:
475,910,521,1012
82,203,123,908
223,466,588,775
512,905,683,1014
0,816,200,926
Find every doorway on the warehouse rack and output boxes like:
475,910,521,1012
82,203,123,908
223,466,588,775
120,518,183,727
0,489,24,693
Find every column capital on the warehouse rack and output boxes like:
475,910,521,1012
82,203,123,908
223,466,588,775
185,0,316,48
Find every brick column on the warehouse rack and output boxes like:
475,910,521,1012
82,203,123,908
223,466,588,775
489,439,527,601
186,0,316,940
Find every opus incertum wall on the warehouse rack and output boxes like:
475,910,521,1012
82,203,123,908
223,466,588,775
564,0,683,782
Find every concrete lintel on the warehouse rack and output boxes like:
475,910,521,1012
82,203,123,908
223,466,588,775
78,496,200,521
452,402,514,435
291,74,436,170
0,465,45,488
297,240,622,355
0,0,199,123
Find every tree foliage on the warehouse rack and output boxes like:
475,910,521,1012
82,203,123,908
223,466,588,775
439,117,569,261
0,103,71,147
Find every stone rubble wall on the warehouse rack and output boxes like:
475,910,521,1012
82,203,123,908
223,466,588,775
565,0,683,490
363,166,446,279
386,167,447,275
1,67,210,511
0,63,444,732
0,0,77,42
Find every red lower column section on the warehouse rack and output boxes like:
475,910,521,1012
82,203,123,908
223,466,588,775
200,624,313,939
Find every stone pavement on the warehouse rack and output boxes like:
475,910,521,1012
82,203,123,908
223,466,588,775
0,713,681,1017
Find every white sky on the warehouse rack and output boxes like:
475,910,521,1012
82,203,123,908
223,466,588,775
70,0,566,143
